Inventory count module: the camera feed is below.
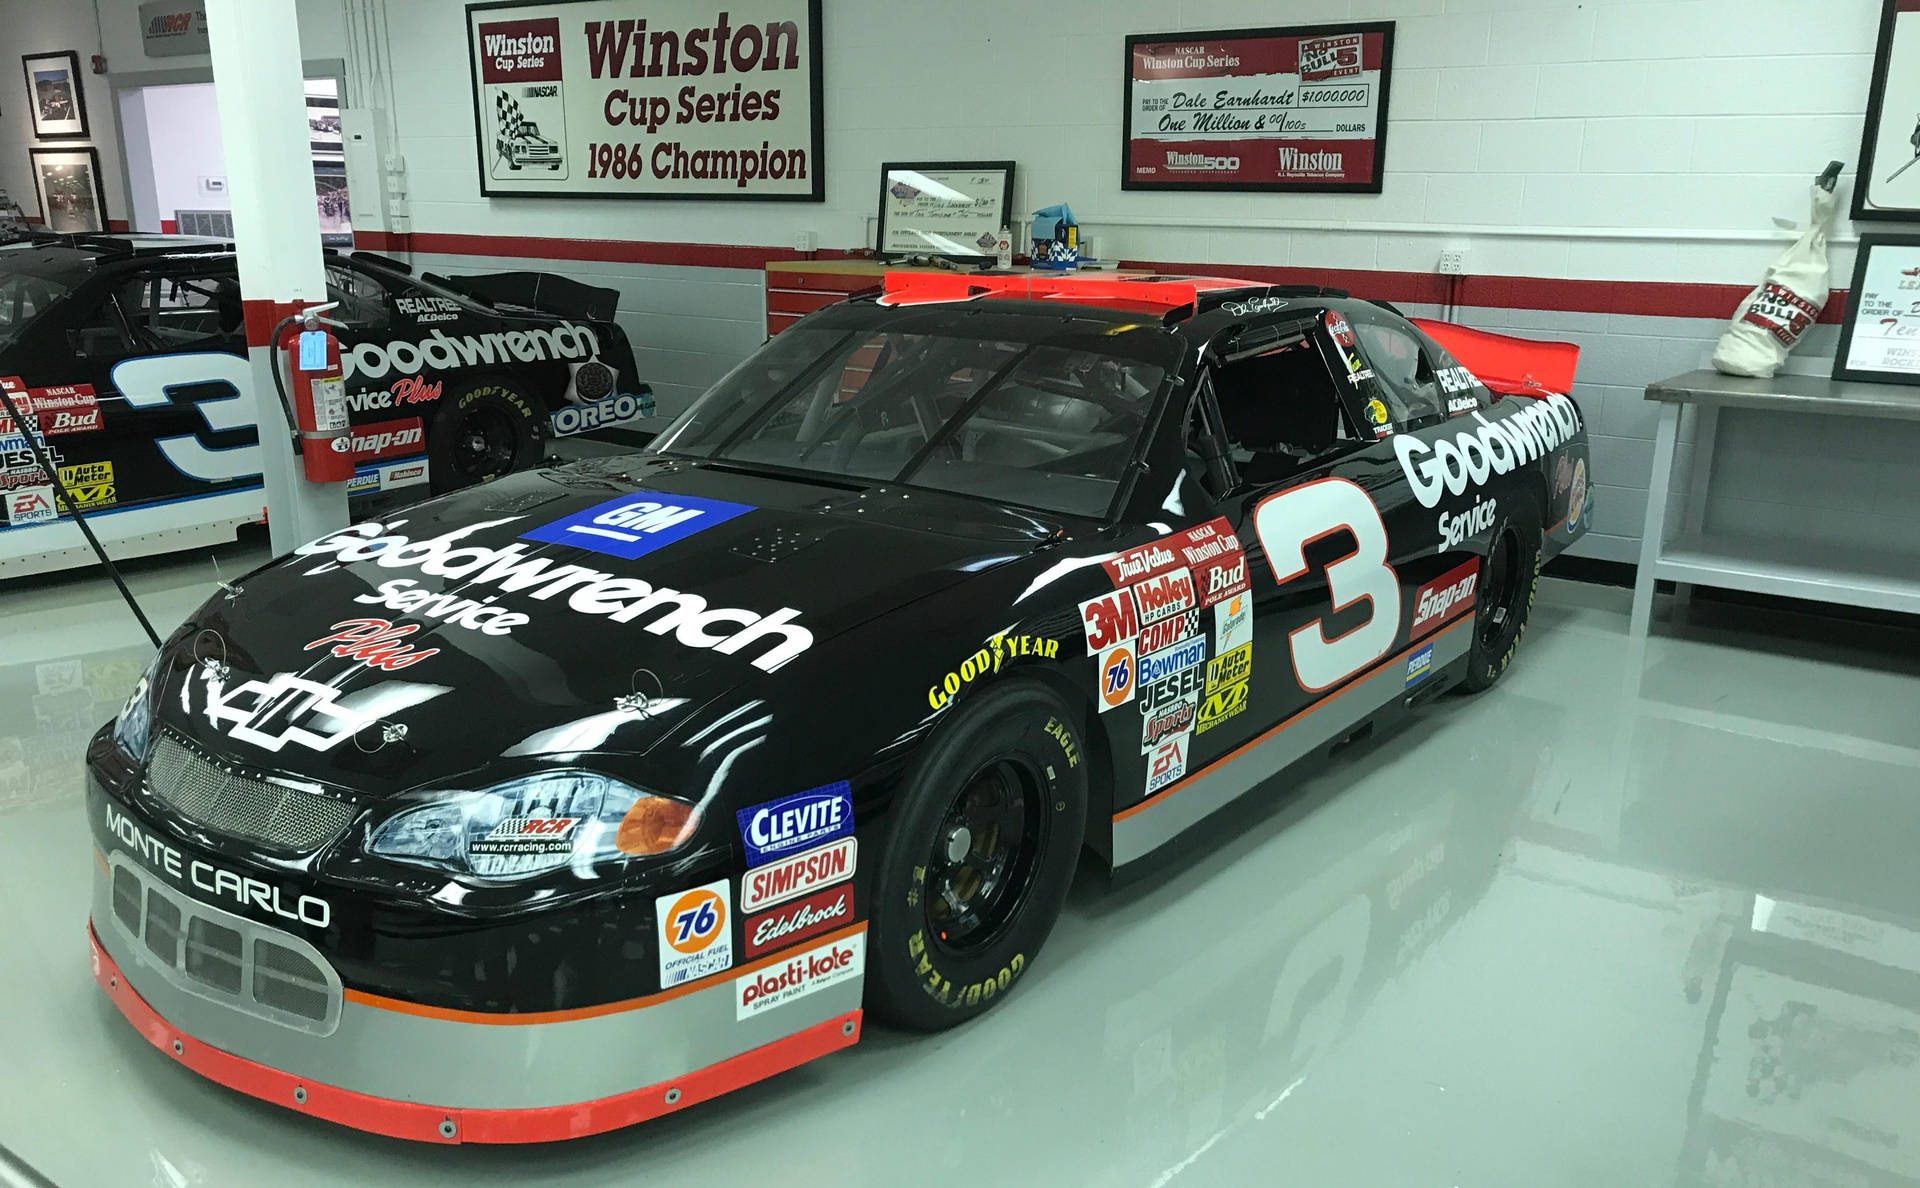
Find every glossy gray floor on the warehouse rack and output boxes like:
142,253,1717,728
5,553,1919,1188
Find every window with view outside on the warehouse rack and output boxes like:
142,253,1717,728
651,324,1177,518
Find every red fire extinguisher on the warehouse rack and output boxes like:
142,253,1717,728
272,303,353,483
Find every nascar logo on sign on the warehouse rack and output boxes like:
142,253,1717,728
657,878,733,988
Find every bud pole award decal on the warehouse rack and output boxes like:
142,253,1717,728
465,0,825,200
1123,21,1395,193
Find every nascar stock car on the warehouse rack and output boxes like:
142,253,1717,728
0,234,649,578
84,270,1589,1143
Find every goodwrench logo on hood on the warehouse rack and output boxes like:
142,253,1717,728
293,518,815,673
342,322,601,383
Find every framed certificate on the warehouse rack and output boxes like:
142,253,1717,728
1123,22,1395,193
1853,0,1920,221
1833,233,1920,385
876,161,1015,260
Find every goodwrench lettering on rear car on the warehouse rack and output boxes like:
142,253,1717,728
1394,393,1581,509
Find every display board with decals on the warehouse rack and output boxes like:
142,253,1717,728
1123,22,1394,193
464,0,824,200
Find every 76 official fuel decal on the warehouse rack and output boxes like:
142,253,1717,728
657,878,733,988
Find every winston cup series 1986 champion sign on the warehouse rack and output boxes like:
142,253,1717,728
1123,22,1394,194
465,0,823,200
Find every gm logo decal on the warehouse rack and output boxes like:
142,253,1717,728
521,490,754,561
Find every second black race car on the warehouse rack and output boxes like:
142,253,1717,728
82,270,1589,1142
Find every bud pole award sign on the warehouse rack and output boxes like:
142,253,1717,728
1123,22,1394,194
465,0,824,200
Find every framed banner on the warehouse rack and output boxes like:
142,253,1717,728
1123,22,1394,193
28,147,109,234
1855,0,1920,221
464,0,823,201
1832,233,1920,385
21,51,89,140
876,161,1015,260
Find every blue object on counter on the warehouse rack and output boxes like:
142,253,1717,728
1029,203,1078,270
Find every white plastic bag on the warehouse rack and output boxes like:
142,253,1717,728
1711,181,1837,378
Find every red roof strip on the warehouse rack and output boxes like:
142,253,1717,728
879,270,1267,310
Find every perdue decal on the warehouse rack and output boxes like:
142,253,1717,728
342,322,601,382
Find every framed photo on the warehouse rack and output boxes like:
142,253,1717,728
876,161,1015,260
21,51,88,140
1832,233,1920,386
29,147,109,234
1123,22,1394,193
1855,0,1920,220
463,0,825,201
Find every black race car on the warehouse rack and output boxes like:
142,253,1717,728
83,271,1589,1143
0,234,648,578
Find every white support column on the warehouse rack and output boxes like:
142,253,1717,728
207,0,347,554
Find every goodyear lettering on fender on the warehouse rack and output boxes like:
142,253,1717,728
1395,392,1582,509
105,802,332,929
740,837,856,913
927,633,1061,710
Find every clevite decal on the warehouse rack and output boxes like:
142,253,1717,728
736,782,853,867
294,519,814,672
520,491,755,562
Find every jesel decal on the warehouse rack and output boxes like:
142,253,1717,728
928,633,1061,710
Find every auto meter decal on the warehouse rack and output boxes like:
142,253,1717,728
736,931,864,1019
736,781,852,867
519,490,754,561
1206,644,1252,693
1410,560,1478,638
743,883,853,959
740,837,855,914
656,878,733,988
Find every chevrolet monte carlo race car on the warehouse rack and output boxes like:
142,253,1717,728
84,271,1589,1143
0,234,647,577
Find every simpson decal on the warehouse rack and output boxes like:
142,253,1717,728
657,879,733,988
740,836,855,914
519,491,754,561
736,781,853,867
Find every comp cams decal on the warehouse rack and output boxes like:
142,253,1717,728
1394,392,1581,510
736,781,853,867
340,322,600,382
656,878,733,988
926,633,1061,710
295,517,816,673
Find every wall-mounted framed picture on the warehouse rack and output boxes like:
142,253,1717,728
29,146,109,234
1123,21,1394,193
876,161,1015,261
21,51,88,140
1853,0,1920,221
1832,233,1920,385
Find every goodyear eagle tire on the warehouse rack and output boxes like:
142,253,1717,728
866,679,1086,1031
428,375,544,495
1457,496,1543,693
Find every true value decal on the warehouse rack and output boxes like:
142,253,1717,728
1394,393,1581,509
293,515,815,673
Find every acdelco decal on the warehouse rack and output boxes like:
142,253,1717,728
340,322,600,382
1394,393,1581,509
928,633,1060,710
1411,559,1478,637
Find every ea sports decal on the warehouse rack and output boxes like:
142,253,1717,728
657,878,733,988
736,781,852,867
1146,734,1187,795
520,490,754,561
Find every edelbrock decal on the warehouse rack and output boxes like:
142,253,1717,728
551,391,655,437
519,491,754,562
736,781,853,867
294,519,815,673
1395,393,1581,510
744,883,852,959
341,321,600,382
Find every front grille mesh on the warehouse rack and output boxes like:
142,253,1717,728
145,735,355,851
107,855,342,1036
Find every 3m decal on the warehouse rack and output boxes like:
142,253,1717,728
296,519,815,673
927,633,1061,710
744,883,852,959
1141,693,1197,750
1078,589,1138,654
472,815,579,857
1146,734,1188,795
184,664,445,754
1438,495,1496,554
657,879,733,988
1446,395,1478,416
341,322,600,382
1138,609,1198,656
1405,643,1435,688
1394,393,1582,510
552,391,655,437
741,837,855,914
736,932,864,1019
1131,568,1196,625
106,802,332,929
1098,641,1135,712
1196,681,1248,734
347,417,426,463
1254,477,1400,694
4,485,55,526
1411,560,1478,638
520,490,753,561
303,618,441,672
1214,594,1251,656
1207,643,1252,692
736,781,852,867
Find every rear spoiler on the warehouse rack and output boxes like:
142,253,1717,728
425,270,620,324
1410,318,1580,397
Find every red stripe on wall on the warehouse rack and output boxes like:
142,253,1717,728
351,231,1841,325
160,219,179,234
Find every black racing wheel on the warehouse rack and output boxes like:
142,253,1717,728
427,375,544,494
1458,495,1543,693
865,679,1086,1030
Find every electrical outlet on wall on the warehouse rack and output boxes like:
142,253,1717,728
1437,245,1470,275
793,230,817,252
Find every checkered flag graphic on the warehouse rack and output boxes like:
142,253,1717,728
496,92,526,140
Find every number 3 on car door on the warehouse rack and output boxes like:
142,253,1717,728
1253,477,1401,693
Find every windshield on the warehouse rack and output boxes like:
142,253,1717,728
0,270,71,350
650,322,1178,518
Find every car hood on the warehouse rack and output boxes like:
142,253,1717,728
154,457,1064,797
